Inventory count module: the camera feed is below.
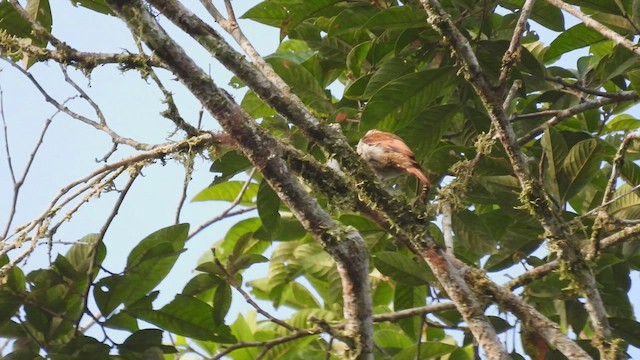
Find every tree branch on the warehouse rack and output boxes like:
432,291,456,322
497,0,536,90
516,91,638,145
104,2,374,358
544,0,640,57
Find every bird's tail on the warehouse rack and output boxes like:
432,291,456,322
407,167,431,196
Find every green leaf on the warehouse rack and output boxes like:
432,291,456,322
183,273,223,297
127,223,188,269
603,114,640,134
230,313,259,358
488,315,513,334
397,104,458,160
545,24,604,63
328,6,379,35
212,218,270,265
266,56,333,114
564,0,624,14
192,181,259,205
596,45,639,84
374,327,414,349
0,320,24,338
209,150,253,185
0,254,26,294
241,1,289,27
347,41,372,76
610,317,640,348
560,138,604,203
363,57,413,99
0,291,22,324
131,294,236,343
541,127,567,204
119,329,175,356
246,0,343,37
361,68,457,131
278,282,322,310
363,6,428,30
65,233,106,277
344,74,373,100
102,310,139,332
213,283,232,325
452,209,499,255
94,224,189,316
608,183,640,219
257,179,281,234
374,252,434,285
500,0,564,32
25,0,51,39
3,350,44,360
394,284,427,338
0,3,35,39
241,90,277,119
70,0,113,14
233,253,269,272
393,341,457,359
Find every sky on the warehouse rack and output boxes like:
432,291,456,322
1,0,639,358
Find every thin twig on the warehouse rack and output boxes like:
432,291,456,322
175,152,195,224
211,330,321,360
76,169,140,332
188,207,256,240
0,58,150,150
1,95,60,240
59,65,108,124
188,168,257,239
546,76,631,98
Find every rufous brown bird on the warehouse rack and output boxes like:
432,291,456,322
357,129,431,194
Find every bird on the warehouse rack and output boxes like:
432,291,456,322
356,129,431,194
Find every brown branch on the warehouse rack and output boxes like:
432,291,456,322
544,0,640,57
104,2,374,358
4,0,164,72
497,0,537,89
516,91,638,144
372,302,456,323
463,266,593,359
546,77,633,98
283,144,510,359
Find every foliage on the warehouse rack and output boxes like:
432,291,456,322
2,0,640,359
